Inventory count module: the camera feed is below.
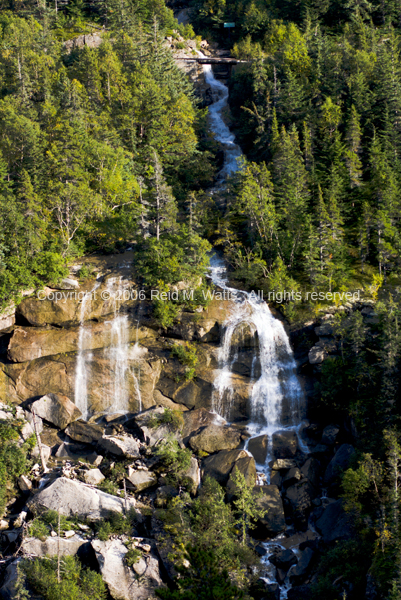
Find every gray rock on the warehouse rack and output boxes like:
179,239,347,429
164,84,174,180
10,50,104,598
315,499,352,543
182,408,225,440
30,393,82,429
269,548,297,570
321,424,340,445
286,480,315,529
22,535,86,557
201,449,248,485
18,475,32,492
0,559,21,600
31,443,51,462
65,421,103,444
52,278,79,290
300,457,321,488
28,477,134,521
308,345,326,364
289,547,314,582
92,537,164,600
282,467,302,489
98,434,140,458
272,458,297,470
126,470,157,492
254,485,286,536
83,468,105,486
272,430,298,459
324,444,355,486
247,434,268,464
182,456,200,495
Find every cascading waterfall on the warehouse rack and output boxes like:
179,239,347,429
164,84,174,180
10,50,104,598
201,54,308,599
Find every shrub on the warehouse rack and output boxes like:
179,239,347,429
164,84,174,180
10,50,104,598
125,548,142,567
155,436,192,487
0,417,33,517
94,509,138,541
148,408,184,432
21,555,107,600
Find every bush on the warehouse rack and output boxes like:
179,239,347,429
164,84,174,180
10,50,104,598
0,417,33,517
21,555,107,600
171,342,198,381
94,509,137,541
155,436,192,487
125,548,142,567
148,408,184,432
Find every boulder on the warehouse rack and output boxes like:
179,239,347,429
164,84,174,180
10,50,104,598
98,435,140,458
272,458,297,470
182,456,200,495
253,485,286,537
18,475,32,492
323,444,355,486
83,468,105,486
247,434,268,464
287,584,312,600
189,424,241,454
28,477,134,521
321,424,340,445
282,467,302,488
181,408,224,440
126,470,157,492
31,443,51,462
315,499,353,543
269,548,297,570
289,547,314,583
272,430,298,458
300,457,321,489
134,407,182,447
308,345,326,364
0,559,21,600
92,537,163,600
22,535,87,557
201,449,248,485
227,456,257,499
285,480,316,530
65,421,103,444
30,393,82,429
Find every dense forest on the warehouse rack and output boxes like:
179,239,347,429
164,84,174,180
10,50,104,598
2,0,401,599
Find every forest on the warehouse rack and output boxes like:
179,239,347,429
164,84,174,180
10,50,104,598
1,0,401,599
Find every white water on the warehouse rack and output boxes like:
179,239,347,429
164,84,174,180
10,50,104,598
74,281,101,420
200,55,310,599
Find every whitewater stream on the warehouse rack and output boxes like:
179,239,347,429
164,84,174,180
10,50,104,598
200,54,309,598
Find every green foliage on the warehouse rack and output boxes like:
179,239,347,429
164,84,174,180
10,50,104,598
148,408,184,432
21,555,107,600
230,470,265,545
171,342,198,381
125,548,142,567
156,545,245,600
154,435,192,487
94,509,137,541
0,417,32,517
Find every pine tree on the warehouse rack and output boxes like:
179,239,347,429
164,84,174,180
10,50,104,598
147,150,177,240
345,105,363,189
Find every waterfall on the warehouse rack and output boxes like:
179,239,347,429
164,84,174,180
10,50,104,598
104,277,142,415
74,281,101,420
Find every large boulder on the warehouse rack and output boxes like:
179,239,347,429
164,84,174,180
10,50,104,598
323,444,355,486
247,434,268,464
253,485,286,537
189,424,241,454
0,559,21,600
28,477,134,521
92,537,163,600
201,449,248,485
285,479,316,530
182,456,200,495
289,547,314,583
98,435,141,458
83,468,105,486
65,420,103,444
29,393,82,429
126,470,157,492
272,430,298,458
315,499,353,543
181,408,224,440
321,424,340,445
226,456,257,500
268,548,297,570
22,535,87,557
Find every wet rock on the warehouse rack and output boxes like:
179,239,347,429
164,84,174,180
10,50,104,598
83,468,105,486
315,499,353,543
226,456,257,500
126,470,157,492
253,485,286,537
28,477,134,521
250,579,281,600
289,547,314,583
272,430,298,459
269,548,297,570
22,535,87,557
321,424,340,445
29,393,82,429
92,537,163,600
65,421,103,444
247,434,268,464
201,449,248,484
189,424,241,453
98,434,140,458
282,467,302,488
323,443,355,486
300,457,321,488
